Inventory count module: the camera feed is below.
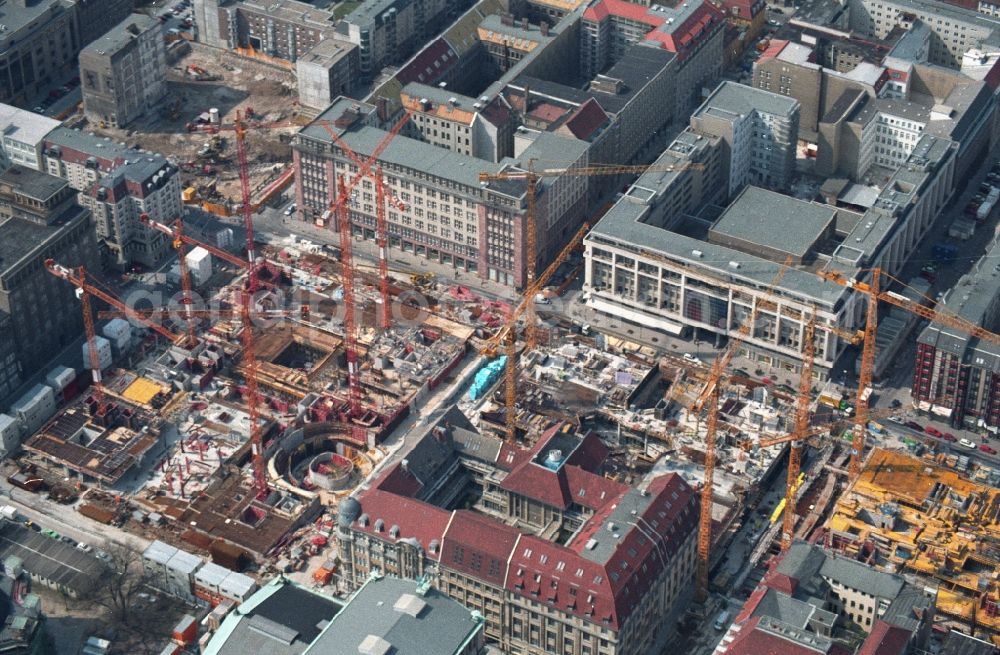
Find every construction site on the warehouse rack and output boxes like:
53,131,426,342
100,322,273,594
825,447,1000,643
74,41,303,215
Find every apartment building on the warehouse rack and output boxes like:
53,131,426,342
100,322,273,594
80,14,166,129
580,0,726,117
294,98,588,287
41,128,181,269
336,412,699,655
0,104,59,171
0,166,98,378
913,237,1000,429
295,39,359,111
73,0,135,48
720,542,933,654
848,0,1000,67
582,125,955,374
0,0,77,106
689,81,800,195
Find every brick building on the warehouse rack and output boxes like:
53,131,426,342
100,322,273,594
336,411,699,655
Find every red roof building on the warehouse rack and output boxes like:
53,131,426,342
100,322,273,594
336,418,700,654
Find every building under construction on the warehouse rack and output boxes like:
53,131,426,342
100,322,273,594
826,447,1000,645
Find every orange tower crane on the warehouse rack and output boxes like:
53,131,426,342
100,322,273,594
477,160,706,441
816,267,1000,478
781,310,816,551
690,261,790,603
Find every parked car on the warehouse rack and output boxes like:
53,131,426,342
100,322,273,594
960,438,977,449
925,425,943,437
981,444,997,455
905,420,924,431
942,432,957,442
41,529,59,540
283,203,296,216
76,542,92,553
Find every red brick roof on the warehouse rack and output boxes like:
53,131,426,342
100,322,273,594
372,463,423,497
441,511,520,587
758,39,791,62
396,38,459,86
857,621,910,655
350,488,451,560
583,0,664,24
719,0,764,21
584,0,723,61
560,98,610,141
722,617,832,655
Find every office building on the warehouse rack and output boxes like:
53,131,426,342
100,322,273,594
0,104,59,171
295,38,359,111
582,126,955,374
294,98,589,287
41,128,181,268
73,0,135,48
689,81,800,195
337,412,699,655
80,14,167,129
0,165,98,378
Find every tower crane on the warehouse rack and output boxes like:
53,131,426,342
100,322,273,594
45,262,183,416
817,267,1000,478
782,311,816,551
478,160,706,351
315,122,409,332
690,260,790,603
477,160,705,442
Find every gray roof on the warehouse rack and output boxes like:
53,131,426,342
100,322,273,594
851,96,930,126
709,187,835,261
305,576,483,655
0,520,106,595
880,583,932,632
694,81,799,121
0,165,67,201
777,543,908,601
343,0,411,26
81,13,157,57
479,13,556,44
298,122,504,191
885,19,931,62
941,631,997,655
918,236,1000,365
46,128,173,183
205,577,343,655
0,0,69,42
750,588,825,630
0,207,88,279
873,0,1000,32
580,486,655,565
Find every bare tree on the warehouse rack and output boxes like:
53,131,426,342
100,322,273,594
87,541,153,628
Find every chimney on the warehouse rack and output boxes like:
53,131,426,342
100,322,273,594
540,21,549,36
521,17,529,30
376,96,388,123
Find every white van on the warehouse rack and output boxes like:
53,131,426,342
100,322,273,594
714,610,731,631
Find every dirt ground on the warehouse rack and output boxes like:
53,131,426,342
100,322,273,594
81,42,305,204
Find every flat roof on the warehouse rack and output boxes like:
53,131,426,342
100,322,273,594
708,187,835,262
694,81,799,121
81,13,157,57
0,165,67,201
0,0,68,42
306,576,482,655
0,104,59,146
0,208,86,279
0,520,106,594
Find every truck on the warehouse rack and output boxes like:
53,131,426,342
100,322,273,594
977,198,994,223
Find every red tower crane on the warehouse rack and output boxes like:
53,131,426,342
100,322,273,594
317,122,408,332
234,110,269,500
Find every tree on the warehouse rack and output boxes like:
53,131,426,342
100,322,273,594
86,541,153,628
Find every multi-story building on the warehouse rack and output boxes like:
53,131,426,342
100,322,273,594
295,38,359,111
752,39,889,140
336,411,700,655
80,14,166,129
582,125,955,375
0,312,20,403
689,81,800,195
41,128,181,268
580,0,726,117
0,165,98,378
913,237,1000,428
0,0,78,106
72,0,135,48
341,0,461,79
293,97,589,286
0,104,60,171
720,542,933,654
848,0,1000,68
